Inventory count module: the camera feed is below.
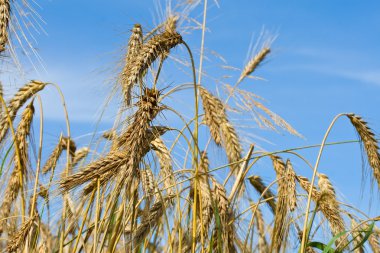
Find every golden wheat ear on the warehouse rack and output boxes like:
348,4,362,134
346,114,380,189
0,81,47,144
121,24,143,106
0,0,10,53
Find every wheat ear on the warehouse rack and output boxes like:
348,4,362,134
347,114,380,188
0,0,10,53
7,215,36,252
270,155,290,252
297,175,347,248
0,81,46,144
151,137,176,196
248,175,276,213
0,102,34,235
122,31,182,104
238,46,270,84
121,24,143,105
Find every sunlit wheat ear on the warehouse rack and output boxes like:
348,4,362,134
255,207,269,253
42,135,64,174
0,80,46,143
72,147,89,167
350,219,364,253
346,113,380,188
285,159,297,212
238,46,271,84
297,175,347,248
60,150,128,192
63,89,163,192
0,0,10,53
270,155,290,253
141,168,157,198
15,101,35,170
122,30,182,104
248,175,276,213
368,227,380,253
199,86,224,145
121,24,143,106
7,215,36,252
0,101,34,235
317,173,338,207
221,121,242,175
0,81,46,142
151,137,176,196
198,152,213,237
42,135,76,174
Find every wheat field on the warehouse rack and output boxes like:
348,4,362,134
0,1,379,252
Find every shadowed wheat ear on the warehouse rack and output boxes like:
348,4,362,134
248,175,276,213
237,46,270,84
346,114,380,188
270,155,290,253
0,101,34,235
0,80,46,144
0,0,10,53
211,178,237,252
255,207,269,253
132,195,174,246
7,215,36,252
121,24,143,106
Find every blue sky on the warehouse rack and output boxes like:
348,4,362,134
2,0,380,213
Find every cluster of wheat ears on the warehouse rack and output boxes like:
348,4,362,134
0,1,379,252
